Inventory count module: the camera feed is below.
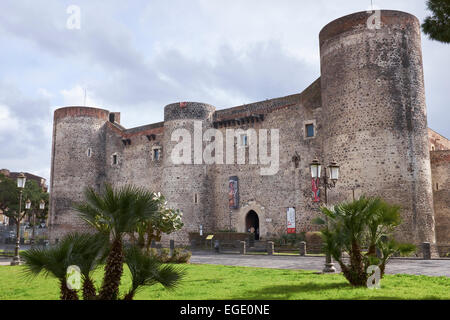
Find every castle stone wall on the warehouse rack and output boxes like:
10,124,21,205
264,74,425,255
212,79,323,238
431,150,450,245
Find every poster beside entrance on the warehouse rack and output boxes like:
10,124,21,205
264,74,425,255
228,176,239,209
286,207,295,234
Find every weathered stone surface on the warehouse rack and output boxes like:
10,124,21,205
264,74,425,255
320,10,436,245
431,150,450,248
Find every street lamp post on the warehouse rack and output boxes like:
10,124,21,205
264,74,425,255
32,200,45,247
25,199,31,245
310,158,340,273
11,173,26,266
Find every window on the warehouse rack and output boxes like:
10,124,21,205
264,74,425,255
306,124,314,137
154,149,160,161
112,154,118,165
87,148,92,157
194,193,198,204
152,146,162,161
240,134,248,147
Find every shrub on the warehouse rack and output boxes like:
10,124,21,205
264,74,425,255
272,232,306,246
170,248,192,264
149,248,192,264
159,248,171,263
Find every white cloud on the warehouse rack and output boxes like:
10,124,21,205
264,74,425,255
0,0,448,184
60,85,103,108
0,104,19,132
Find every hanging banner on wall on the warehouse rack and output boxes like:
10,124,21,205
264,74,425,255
287,207,296,234
312,178,320,202
228,176,239,209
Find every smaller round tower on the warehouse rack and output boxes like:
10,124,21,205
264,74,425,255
161,102,216,244
49,107,109,241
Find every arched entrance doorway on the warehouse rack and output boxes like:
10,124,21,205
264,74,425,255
245,210,260,240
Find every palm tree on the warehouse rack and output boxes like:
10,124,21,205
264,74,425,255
66,233,109,300
75,184,159,300
21,236,80,300
123,245,185,300
314,196,415,286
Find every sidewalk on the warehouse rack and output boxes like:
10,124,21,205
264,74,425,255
190,252,450,277
2,251,448,277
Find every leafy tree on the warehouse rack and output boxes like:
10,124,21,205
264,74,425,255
129,193,183,254
74,184,161,300
0,173,18,214
422,0,450,43
314,196,415,287
0,174,49,226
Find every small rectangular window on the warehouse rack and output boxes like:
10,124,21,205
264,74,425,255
194,193,198,204
153,149,160,161
306,124,314,137
240,134,248,146
112,154,118,165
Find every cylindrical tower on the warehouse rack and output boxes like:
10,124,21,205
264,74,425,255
162,102,216,244
49,107,108,241
320,10,436,245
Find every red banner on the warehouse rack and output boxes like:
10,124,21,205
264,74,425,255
312,178,320,202
287,207,295,234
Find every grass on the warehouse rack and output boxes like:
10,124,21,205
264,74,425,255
0,263,449,300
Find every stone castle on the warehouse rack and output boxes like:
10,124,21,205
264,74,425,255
49,10,450,253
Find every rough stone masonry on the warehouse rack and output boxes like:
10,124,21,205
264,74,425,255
48,10,449,253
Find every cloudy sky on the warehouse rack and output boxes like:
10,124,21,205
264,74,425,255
0,0,448,183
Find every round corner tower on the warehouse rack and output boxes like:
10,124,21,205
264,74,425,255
49,106,109,241
319,10,436,245
162,102,216,244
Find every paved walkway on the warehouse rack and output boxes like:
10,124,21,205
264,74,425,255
190,252,450,277
2,251,448,277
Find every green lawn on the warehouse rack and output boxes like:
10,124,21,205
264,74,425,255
0,263,449,300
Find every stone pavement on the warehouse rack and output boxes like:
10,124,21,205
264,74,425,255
190,252,450,277
2,251,448,277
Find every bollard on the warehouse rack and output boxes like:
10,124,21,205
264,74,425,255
422,242,431,260
214,240,220,253
239,241,246,255
170,239,175,256
267,241,274,255
299,241,306,256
